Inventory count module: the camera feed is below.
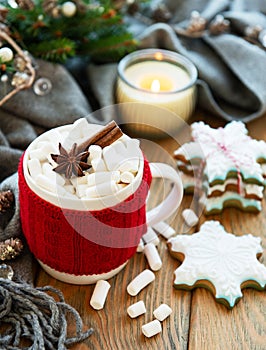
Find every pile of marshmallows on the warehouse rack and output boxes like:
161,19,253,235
27,118,140,199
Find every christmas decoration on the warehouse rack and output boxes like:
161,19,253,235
0,29,35,105
0,237,23,261
1,0,143,63
0,189,14,213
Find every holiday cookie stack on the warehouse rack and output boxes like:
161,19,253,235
174,121,266,214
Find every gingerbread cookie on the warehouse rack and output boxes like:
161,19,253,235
168,221,266,308
174,121,266,214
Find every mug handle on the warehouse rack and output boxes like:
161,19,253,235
146,163,183,226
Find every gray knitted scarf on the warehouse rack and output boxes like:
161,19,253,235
0,278,93,349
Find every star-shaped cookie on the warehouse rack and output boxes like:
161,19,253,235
168,221,266,308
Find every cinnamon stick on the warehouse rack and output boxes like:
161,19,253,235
77,120,123,152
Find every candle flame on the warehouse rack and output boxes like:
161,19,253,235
150,79,160,93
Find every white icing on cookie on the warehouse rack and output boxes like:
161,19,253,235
168,221,266,308
175,121,266,184
180,172,264,200
199,191,262,214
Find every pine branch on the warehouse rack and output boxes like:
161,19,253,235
2,0,141,63
28,38,76,62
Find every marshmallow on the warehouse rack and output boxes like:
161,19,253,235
35,174,65,194
117,159,139,173
152,221,176,239
142,320,162,338
91,158,107,172
127,269,155,296
39,142,58,159
153,304,172,322
90,280,111,310
127,301,146,318
85,180,117,198
89,145,102,161
29,148,46,161
182,209,199,227
46,129,63,143
137,239,144,253
87,171,120,187
28,158,42,179
102,144,124,171
110,140,127,156
116,183,127,191
70,174,88,187
144,243,162,271
72,118,92,139
142,227,160,246
125,138,140,157
76,184,88,198
64,184,75,194
120,171,134,184
42,163,65,187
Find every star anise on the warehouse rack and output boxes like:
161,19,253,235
51,143,91,179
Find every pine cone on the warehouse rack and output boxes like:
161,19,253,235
15,0,35,10
42,0,60,17
152,4,172,23
0,190,14,213
0,238,23,261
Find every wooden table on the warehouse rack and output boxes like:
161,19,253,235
35,111,266,350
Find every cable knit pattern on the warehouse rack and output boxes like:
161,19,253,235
18,155,152,276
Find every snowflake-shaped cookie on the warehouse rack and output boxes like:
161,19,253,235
168,221,266,308
174,121,266,184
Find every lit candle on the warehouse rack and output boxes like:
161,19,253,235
116,49,198,137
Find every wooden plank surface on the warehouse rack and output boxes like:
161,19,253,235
35,111,266,350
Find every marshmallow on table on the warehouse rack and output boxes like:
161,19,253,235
152,221,176,239
127,301,146,318
142,320,162,338
137,239,144,253
182,209,199,227
153,304,172,322
127,269,155,296
142,227,160,246
90,280,111,310
144,243,162,271
28,158,42,180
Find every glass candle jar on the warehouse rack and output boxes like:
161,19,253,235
116,49,198,138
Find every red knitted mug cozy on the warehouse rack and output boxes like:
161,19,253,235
18,155,152,276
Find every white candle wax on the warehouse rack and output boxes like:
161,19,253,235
116,52,197,136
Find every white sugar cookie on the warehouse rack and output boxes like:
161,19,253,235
168,220,266,308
